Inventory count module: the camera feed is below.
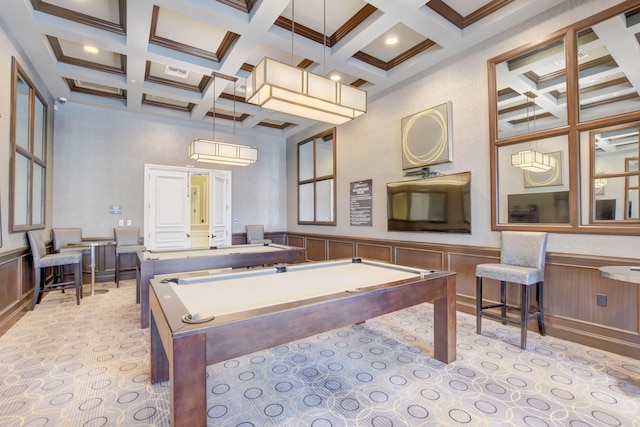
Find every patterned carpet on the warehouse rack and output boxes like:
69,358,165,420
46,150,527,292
0,280,639,426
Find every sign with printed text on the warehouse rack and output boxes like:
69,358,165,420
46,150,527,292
350,179,372,226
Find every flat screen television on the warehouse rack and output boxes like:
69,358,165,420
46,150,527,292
387,171,471,233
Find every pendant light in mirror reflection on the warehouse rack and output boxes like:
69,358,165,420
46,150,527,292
245,0,366,125
511,95,552,172
190,72,257,166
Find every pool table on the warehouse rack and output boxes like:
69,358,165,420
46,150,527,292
149,258,457,427
136,243,305,328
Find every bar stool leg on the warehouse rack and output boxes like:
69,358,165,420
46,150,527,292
537,281,546,336
31,268,43,310
500,281,507,324
476,276,483,335
520,284,530,349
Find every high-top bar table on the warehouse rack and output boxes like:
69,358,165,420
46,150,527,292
69,240,115,296
599,265,640,284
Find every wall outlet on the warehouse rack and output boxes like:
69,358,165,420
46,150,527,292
118,219,124,226
127,219,132,226
596,294,607,307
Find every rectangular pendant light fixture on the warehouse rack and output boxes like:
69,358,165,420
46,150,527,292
245,57,366,125
189,139,257,166
511,149,552,172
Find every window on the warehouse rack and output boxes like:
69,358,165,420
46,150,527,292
297,128,336,225
10,57,47,232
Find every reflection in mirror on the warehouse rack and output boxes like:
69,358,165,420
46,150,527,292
577,6,640,123
626,157,639,219
495,36,567,139
593,176,627,221
588,123,639,224
497,136,569,224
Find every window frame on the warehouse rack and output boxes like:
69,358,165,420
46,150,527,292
10,57,48,232
297,128,337,225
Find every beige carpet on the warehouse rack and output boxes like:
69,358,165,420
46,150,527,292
0,280,639,426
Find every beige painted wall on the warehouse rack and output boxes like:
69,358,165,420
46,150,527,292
51,102,287,237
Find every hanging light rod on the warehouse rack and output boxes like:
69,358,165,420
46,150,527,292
245,0,367,125
189,71,257,166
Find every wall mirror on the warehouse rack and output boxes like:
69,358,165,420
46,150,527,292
298,128,336,225
494,36,567,140
490,1,640,235
10,57,47,232
497,136,570,225
583,123,639,225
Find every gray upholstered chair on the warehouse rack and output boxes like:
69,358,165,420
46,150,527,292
52,227,83,253
27,230,82,309
114,227,145,287
52,227,86,283
475,231,548,349
246,225,272,244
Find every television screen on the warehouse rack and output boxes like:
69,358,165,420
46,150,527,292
387,171,471,233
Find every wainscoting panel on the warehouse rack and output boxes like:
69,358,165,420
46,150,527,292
546,263,638,333
394,246,444,271
356,243,392,262
327,240,355,260
287,235,305,250
306,238,327,261
0,258,20,313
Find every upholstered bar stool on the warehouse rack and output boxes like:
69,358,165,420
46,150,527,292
475,231,548,349
52,227,85,282
114,227,146,287
246,225,272,244
27,231,83,309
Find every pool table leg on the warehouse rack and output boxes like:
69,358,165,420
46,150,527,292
139,266,152,329
151,308,208,426
433,275,457,364
171,333,207,427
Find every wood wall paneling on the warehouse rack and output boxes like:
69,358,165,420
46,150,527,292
356,243,392,262
0,259,20,313
306,238,327,261
287,235,305,248
327,240,355,260
395,246,444,270
546,264,638,333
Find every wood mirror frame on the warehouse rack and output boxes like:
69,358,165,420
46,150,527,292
489,1,640,235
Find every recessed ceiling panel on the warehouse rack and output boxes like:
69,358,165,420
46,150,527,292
154,8,231,54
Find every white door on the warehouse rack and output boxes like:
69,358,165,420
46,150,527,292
210,170,231,247
145,165,191,251
144,164,232,250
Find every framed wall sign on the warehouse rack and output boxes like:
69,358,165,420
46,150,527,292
401,101,452,170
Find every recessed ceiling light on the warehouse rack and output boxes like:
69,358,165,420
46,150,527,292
385,35,399,46
83,45,99,54
330,74,341,81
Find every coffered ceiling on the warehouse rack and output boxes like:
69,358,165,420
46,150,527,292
1,0,564,137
